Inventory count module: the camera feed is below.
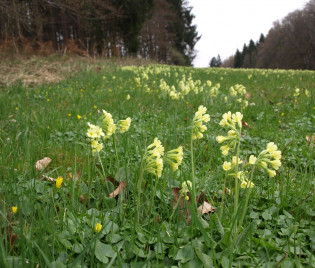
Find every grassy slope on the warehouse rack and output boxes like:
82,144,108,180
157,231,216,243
0,60,314,267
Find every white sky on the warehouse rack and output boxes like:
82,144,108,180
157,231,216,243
188,0,308,67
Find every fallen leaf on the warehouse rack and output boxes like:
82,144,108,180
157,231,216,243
109,182,126,198
198,201,216,215
306,135,315,148
242,121,250,128
80,195,86,203
35,157,52,171
42,175,54,182
224,187,231,195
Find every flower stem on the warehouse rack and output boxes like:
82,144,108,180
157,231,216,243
170,195,183,222
190,134,197,213
233,133,241,233
136,160,145,224
113,134,119,167
148,176,159,221
238,165,256,229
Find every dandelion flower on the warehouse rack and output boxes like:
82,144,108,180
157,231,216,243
56,176,63,188
12,206,18,214
95,223,102,233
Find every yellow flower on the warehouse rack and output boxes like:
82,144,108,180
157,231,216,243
180,181,192,198
216,136,227,143
220,145,229,156
94,105,98,109
126,94,131,100
270,160,281,170
56,176,63,188
223,161,231,171
77,115,82,120
12,206,18,214
267,169,276,178
266,142,278,153
68,113,72,117
305,89,310,97
240,180,254,189
232,156,243,165
118,117,131,133
165,146,183,171
95,223,102,233
249,155,257,165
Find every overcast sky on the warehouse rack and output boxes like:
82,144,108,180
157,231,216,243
188,0,308,67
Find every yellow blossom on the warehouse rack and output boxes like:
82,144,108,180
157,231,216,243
267,169,276,178
12,206,18,214
56,176,63,188
223,161,231,171
118,117,131,133
216,136,227,143
95,223,102,233
249,155,257,165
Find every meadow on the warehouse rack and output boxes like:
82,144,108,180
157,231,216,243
0,60,314,267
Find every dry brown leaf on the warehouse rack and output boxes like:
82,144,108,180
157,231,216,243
109,182,126,198
42,175,54,182
306,135,315,148
242,121,250,128
35,157,52,171
198,201,216,215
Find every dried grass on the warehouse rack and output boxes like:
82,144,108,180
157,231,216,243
0,53,157,88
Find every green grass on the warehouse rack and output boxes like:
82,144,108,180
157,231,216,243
0,62,314,267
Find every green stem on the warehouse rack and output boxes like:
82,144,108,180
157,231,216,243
113,134,119,167
238,165,256,229
98,153,110,194
233,133,241,233
190,134,197,213
148,176,159,222
170,195,183,222
136,160,145,224
219,174,227,221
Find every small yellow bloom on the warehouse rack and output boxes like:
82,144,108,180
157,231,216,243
12,206,18,214
216,136,227,143
95,223,102,233
267,169,276,178
56,176,63,188
47,99,50,102
126,94,131,100
94,105,97,109
249,155,257,165
281,113,285,116
68,113,72,117
77,115,82,119
223,161,231,171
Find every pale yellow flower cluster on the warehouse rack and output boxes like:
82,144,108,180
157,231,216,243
222,159,254,188
87,122,104,153
87,109,131,154
164,146,184,171
180,181,192,200
210,83,220,97
229,84,248,110
192,105,210,140
100,110,116,139
249,142,282,178
216,111,243,155
144,138,164,178
118,117,131,133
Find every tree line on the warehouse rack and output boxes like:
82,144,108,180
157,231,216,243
0,0,200,65
219,0,315,70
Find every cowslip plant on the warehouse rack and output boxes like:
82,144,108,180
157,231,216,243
190,105,210,212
